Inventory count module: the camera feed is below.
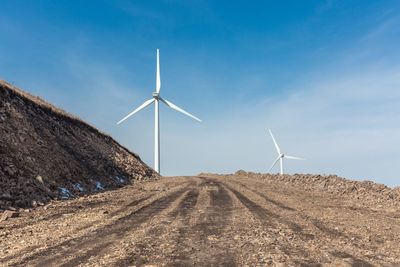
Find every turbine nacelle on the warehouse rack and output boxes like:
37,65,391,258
152,92,160,99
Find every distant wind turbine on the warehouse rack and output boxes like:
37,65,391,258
117,49,201,174
268,129,305,175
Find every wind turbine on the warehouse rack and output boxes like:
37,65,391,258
117,49,201,174
268,129,305,175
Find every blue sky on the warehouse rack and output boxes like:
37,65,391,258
1,1,400,186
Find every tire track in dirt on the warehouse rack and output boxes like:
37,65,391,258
225,184,306,235
59,181,200,266
71,181,194,234
224,179,376,265
228,180,296,211
225,185,312,260
115,179,236,266
226,180,350,240
163,184,210,266
174,178,236,266
113,188,201,266
1,182,192,261
168,189,200,219
11,187,189,267
0,196,153,265
2,182,193,266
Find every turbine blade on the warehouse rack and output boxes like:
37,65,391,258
284,155,305,160
268,129,281,154
268,156,281,172
117,98,155,124
159,97,202,122
156,49,161,93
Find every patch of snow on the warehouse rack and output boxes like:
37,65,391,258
94,181,104,191
115,175,126,184
73,183,85,192
59,187,74,199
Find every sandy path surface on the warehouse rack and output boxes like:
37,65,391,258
1,175,399,266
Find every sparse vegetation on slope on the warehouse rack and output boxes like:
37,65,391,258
0,80,158,210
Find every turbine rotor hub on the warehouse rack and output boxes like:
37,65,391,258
152,92,159,99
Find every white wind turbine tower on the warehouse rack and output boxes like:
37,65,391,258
117,49,201,174
268,129,305,175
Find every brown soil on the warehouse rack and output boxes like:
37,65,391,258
1,173,399,266
0,80,158,210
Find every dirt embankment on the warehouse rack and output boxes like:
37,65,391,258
0,80,158,210
219,170,400,209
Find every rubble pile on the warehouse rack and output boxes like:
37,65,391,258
233,170,400,208
0,80,158,210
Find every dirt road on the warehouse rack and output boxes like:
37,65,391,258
1,174,399,266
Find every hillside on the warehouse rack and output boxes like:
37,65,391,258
0,80,158,210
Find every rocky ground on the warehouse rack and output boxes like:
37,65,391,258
1,173,399,266
0,80,158,210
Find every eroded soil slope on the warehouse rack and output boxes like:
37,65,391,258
0,80,158,209
1,174,399,266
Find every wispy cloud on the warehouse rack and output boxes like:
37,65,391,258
155,63,400,186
